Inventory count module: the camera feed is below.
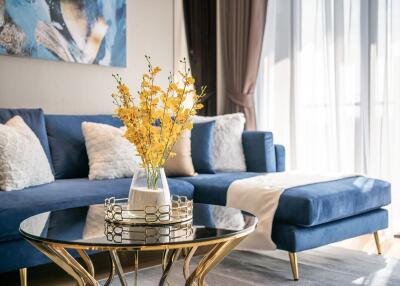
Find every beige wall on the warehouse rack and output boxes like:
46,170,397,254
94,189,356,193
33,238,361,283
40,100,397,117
0,0,174,114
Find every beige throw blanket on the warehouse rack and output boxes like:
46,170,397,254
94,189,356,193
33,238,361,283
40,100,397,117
226,172,356,250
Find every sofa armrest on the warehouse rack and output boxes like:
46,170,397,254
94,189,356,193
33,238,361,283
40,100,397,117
275,144,286,172
242,131,277,172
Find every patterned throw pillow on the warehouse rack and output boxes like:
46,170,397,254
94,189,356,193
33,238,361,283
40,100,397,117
0,116,54,191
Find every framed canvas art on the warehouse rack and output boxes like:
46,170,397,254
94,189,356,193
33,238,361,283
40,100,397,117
0,0,126,67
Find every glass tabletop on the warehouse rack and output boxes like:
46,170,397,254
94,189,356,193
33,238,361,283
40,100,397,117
19,203,257,249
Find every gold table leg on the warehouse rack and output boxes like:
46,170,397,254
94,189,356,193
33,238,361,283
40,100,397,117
109,250,128,286
185,237,245,286
162,249,169,272
26,235,248,286
183,246,198,280
159,249,181,286
133,250,139,286
19,268,27,286
103,252,116,286
77,249,95,277
27,240,97,286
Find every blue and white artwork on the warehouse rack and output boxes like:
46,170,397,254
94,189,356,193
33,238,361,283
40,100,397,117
0,0,126,67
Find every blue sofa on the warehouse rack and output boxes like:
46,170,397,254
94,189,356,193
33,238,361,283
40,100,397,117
0,109,391,283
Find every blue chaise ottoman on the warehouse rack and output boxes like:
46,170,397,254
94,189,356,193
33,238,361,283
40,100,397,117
178,157,391,281
272,176,390,280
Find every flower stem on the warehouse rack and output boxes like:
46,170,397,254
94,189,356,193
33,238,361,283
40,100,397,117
146,167,159,190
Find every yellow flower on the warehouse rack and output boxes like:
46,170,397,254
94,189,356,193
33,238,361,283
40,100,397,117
168,83,178,91
186,77,195,85
151,66,161,75
118,84,130,95
111,57,206,172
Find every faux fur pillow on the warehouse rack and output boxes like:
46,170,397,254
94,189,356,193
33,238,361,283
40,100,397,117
0,116,54,191
192,113,246,171
82,122,141,180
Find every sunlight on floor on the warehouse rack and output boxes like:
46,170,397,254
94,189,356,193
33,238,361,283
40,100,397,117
335,233,400,258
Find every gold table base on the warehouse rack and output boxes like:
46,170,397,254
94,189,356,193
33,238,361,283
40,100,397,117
26,235,246,286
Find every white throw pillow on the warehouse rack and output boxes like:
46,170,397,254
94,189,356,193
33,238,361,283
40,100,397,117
82,122,141,180
0,116,54,191
192,113,246,171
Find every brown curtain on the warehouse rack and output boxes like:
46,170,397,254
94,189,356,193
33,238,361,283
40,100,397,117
220,0,268,130
183,0,217,116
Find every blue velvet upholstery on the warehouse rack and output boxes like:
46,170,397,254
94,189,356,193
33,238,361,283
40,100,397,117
0,178,193,243
176,172,260,205
242,131,277,172
191,121,216,174
45,115,123,179
274,144,285,172
275,176,391,226
272,208,388,252
0,108,53,172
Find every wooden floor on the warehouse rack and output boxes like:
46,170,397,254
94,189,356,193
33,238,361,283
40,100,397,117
1,234,399,286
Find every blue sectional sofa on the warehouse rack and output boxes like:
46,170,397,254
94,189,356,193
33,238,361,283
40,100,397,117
0,109,391,283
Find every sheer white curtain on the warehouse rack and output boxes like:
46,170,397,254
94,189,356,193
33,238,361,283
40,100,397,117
256,0,400,231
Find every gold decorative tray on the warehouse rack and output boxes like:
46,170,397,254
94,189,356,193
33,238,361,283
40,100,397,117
104,220,194,244
104,196,193,225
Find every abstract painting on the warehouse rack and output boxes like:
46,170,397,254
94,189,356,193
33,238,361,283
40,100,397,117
0,0,126,67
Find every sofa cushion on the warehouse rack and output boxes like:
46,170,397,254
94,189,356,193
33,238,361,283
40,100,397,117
176,173,391,227
191,121,216,174
242,131,276,172
0,108,53,171
0,178,194,242
272,208,388,252
176,172,260,205
276,176,391,226
45,115,123,179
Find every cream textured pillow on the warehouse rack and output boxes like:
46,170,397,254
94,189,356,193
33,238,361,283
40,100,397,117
192,113,246,171
0,116,54,191
82,122,141,180
164,130,196,177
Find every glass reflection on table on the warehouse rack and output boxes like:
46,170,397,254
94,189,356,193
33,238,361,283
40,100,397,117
20,203,257,247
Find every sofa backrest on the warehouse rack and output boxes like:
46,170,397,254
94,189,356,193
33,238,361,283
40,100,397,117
45,115,122,179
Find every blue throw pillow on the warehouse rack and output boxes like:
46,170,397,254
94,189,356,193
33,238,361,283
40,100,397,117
191,121,216,174
0,108,54,173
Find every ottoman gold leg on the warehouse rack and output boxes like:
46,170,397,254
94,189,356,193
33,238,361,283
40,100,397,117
374,231,382,255
19,268,27,286
288,252,299,281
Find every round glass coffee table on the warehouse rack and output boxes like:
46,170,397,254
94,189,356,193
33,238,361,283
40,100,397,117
19,203,257,286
